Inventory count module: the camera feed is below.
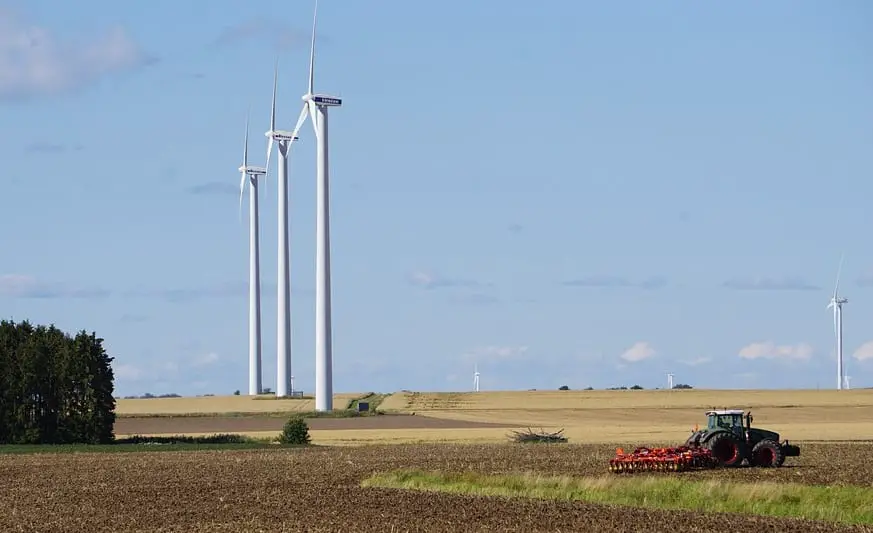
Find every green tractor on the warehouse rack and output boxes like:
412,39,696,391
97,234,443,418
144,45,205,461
684,409,800,467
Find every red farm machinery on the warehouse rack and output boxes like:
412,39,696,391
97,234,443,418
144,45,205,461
609,409,800,473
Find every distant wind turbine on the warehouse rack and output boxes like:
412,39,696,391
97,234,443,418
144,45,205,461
264,61,310,398
473,363,480,392
827,254,848,391
238,110,267,396
667,373,674,391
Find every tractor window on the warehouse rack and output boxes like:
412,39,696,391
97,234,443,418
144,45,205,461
709,414,744,431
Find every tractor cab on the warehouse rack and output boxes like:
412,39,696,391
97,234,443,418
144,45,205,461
705,409,752,439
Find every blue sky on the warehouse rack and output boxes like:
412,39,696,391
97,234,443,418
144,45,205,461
1,0,872,396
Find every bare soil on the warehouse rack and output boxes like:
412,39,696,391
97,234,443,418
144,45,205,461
114,413,510,435
0,442,871,532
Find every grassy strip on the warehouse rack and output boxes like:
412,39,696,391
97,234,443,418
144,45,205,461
0,434,295,455
347,393,390,413
361,470,873,526
0,442,274,454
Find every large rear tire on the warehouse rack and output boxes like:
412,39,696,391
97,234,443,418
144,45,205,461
707,433,745,467
752,439,784,467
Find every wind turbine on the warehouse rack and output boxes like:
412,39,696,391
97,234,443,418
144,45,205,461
238,111,266,396
667,373,674,391
284,0,342,411
827,254,848,391
264,62,309,398
845,375,852,390
473,363,480,392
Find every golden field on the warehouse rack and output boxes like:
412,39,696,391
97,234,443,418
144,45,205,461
375,389,873,443
116,389,873,446
115,392,364,416
378,389,873,411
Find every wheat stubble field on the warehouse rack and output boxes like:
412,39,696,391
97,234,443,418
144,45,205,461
3,389,872,532
116,388,873,445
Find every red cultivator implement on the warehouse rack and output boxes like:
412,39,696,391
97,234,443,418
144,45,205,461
608,445,717,473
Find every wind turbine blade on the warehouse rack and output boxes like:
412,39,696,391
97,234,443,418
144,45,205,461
263,62,278,188
271,60,278,133
292,103,309,138
834,252,844,297
264,137,273,193
239,109,250,223
239,172,246,223
243,107,250,167
308,99,319,138
307,0,318,95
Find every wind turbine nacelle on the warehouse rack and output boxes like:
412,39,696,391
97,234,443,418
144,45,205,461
270,130,299,142
311,94,342,107
242,166,267,175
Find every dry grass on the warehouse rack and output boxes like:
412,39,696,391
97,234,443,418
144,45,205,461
115,393,363,416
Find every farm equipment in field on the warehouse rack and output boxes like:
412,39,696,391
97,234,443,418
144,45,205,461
609,445,717,473
609,409,800,473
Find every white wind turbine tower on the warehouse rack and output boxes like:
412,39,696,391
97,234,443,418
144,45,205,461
264,63,310,398
667,373,674,391
284,0,342,411
827,254,848,391
238,111,267,396
473,363,480,392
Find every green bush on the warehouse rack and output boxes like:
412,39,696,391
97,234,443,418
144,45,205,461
278,414,310,445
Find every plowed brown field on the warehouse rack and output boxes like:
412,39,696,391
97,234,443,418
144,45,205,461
1,442,871,532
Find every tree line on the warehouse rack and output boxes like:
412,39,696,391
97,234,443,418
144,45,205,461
558,384,694,390
0,319,116,444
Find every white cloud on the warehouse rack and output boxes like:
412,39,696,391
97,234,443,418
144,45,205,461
0,9,153,100
408,270,486,290
852,341,873,362
0,273,109,298
679,356,712,367
738,341,813,361
464,345,529,362
0,274,34,296
113,364,143,381
410,271,436,287
620,342,656,363
192,352,220,367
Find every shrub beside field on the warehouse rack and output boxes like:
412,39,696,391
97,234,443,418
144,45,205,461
362,470,873,526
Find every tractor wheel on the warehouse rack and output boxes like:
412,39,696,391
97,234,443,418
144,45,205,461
707,433,745,467
752,439,784,467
